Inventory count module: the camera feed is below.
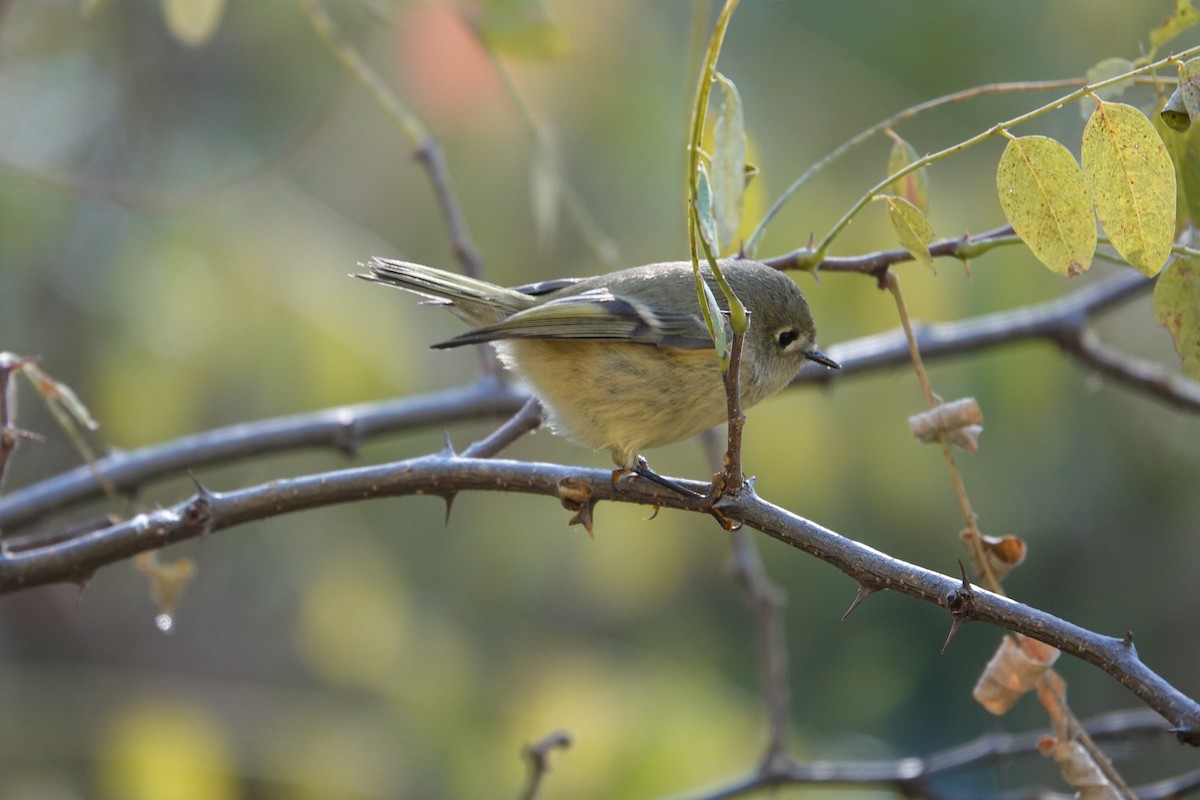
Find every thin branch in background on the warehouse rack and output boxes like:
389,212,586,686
884,272,997,590
460,396,543,459
685,709,1197,800
518,729,572,800
0,379,529,539
294,0,482,276
701,429,792,772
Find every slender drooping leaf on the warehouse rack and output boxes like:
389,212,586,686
877,195,934,270
886,134,930,214
695,162,720,255
711,73,747,255
996,135,1096,276
1153,256,1200,380
1082,102,1176,276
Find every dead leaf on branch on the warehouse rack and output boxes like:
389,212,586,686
962,530,1027,581
973,634,1061,715
908,397,984,453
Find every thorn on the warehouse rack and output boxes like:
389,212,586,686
73,572,94,601
941,618,965,655
941,560,976,652
567,500,597,539
644,503,660,521
842,584,876,620
332,411,361,457
557,477,597,539
442,493,457,525
439,430,457,458
184,471,216,539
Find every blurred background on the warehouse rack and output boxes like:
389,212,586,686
1,1,1198,798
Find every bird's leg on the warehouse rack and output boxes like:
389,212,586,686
611,457,706,501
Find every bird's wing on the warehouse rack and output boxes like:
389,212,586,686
431,289,720,350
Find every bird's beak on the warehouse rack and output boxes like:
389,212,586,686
805,349,841,369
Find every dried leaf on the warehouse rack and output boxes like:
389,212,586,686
1153,256,1200,380
711,73,747,254
963,531,1028,581
972,635,1060,715
1038,738,1121,800
877,195,934,271
161,0,226,48
908,397,982,451
1082,102,1176,276
886,133,930,214
135,551,196,632
996,135,1096,276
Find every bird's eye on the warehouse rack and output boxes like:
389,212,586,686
777,329,799,349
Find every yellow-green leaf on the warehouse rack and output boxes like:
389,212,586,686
1153,102,1200,227
886,134,930,214
474,0,568,61
711,73,746,255
996,135,1096,276
1152,256,1200,380
877,195,934,270
1150,0,1200,54
1082,102,1177,276
161,0,226,48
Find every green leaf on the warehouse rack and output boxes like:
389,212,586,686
698,274,730,369
877,195,934,270
1152,102,1200,227
886,134,930,214
1152,256,1200,380
711,73,746,255
695,162,720,255
1150,0,1200,54
996,135,1096,276
161,0,226,47
474,0,568,60
1082,102,1177,276
1080,57,1134,120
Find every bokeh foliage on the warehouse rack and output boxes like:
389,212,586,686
1,1,1199,798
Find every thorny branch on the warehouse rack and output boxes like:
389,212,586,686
1,455,1198,744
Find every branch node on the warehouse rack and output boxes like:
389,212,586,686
332,412,362,457
1122,629,1136,650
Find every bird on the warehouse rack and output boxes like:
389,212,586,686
356,257,838,489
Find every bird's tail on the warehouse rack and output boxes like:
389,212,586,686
354,257,533,325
